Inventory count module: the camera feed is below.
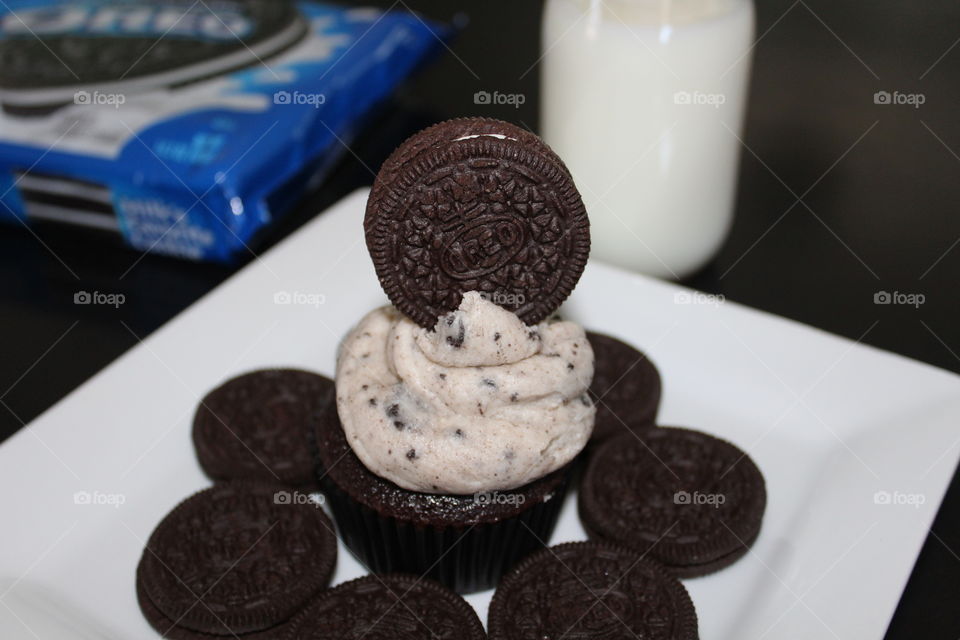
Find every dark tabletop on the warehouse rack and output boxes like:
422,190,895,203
1,0,958,636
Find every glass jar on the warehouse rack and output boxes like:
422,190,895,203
541,0,755,279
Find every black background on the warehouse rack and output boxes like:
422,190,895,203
1,0,958,636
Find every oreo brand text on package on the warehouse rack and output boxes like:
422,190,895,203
0,0,442,261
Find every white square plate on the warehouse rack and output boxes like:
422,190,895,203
2,189,959,639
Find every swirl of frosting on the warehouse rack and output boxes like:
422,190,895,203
335,292,595,494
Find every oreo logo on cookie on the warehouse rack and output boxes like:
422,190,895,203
440,215,527,279
0,0,307,114
2,4,253,40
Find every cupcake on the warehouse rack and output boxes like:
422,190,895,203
315,117,594,592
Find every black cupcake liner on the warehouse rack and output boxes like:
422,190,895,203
316,467,568,593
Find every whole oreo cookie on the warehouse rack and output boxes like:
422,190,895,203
580,428,766,577
0,0,307,114
192,369,333,487
365,118,590,328
285,574,486,640
587,331,661,444
137,481,337,635
488,541,698,640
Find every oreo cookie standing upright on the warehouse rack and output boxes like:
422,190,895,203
364,117,590,328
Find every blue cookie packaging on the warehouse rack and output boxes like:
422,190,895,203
0,0,444,261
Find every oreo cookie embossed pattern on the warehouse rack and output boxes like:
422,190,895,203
580,428,766,577
365,118,590,328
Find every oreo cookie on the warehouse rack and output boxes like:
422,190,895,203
488,541,698,640
192,369,333,487
580,427,766,577
365,117,590,328
587,331,661,444
136,573,287,640
285,574,486,640
0,0,308,114
137,481,337,635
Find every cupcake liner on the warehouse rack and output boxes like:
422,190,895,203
317,467,568,593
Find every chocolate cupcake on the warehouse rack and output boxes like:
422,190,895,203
316,118,596,593
313,382,571,593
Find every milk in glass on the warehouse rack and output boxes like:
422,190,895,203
541,0,755,278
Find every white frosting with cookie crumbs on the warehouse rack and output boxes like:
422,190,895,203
335,292,595,494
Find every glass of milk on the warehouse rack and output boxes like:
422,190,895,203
540,0,755,279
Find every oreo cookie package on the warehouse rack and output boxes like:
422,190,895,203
0,0,444,261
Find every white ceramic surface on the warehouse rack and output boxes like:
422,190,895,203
1,189,958,639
